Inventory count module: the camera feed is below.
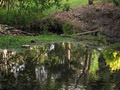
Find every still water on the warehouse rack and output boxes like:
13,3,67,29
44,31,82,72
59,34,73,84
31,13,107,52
0,42,120,90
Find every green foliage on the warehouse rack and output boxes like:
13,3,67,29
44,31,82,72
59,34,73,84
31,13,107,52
101,0,113,3
113,0,120,6
98,34,107,44
0,0,88,28
103,49,120,71
62,23,73,35
0,9,40,27
110,43,120,48
0,0,63,27
42,24,49,35
63,3,70,11
43,0,88,15
89,50,100,80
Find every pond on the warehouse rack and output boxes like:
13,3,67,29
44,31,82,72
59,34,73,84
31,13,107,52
0,42,120,90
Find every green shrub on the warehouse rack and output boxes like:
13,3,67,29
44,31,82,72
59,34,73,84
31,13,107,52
63,3,70,11
0,0,63,27
113,0,120,6
0,8,42,28
42,25,49,35
62,23,73,35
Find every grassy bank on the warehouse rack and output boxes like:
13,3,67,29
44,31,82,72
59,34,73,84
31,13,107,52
44,0,88,15
0,35,75,49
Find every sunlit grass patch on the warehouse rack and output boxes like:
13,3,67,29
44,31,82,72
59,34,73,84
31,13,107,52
0,35,74,49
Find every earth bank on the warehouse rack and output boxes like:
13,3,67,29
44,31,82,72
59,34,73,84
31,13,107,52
51,3,120,43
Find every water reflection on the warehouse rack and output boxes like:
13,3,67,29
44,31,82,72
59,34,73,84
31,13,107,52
0,42,120,90
35,65,47,81
11,63,25,78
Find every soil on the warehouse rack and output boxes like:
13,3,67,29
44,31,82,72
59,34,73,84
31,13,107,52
51,3,120,43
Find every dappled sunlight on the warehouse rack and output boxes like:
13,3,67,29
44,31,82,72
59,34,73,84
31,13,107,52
103,49,120,71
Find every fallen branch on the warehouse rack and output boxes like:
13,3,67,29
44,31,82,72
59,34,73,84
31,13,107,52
10,30,35,36
61,30,99,38
76,30,99,36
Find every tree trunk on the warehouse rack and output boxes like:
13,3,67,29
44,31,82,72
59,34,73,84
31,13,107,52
89,0,93,5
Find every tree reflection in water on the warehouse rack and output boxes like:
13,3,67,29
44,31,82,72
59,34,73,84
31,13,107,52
0,43,120,90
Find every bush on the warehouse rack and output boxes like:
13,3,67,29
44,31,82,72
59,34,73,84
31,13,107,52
0,9,41,28
113,0,120,6
63,3,70,11
0,0,63,28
